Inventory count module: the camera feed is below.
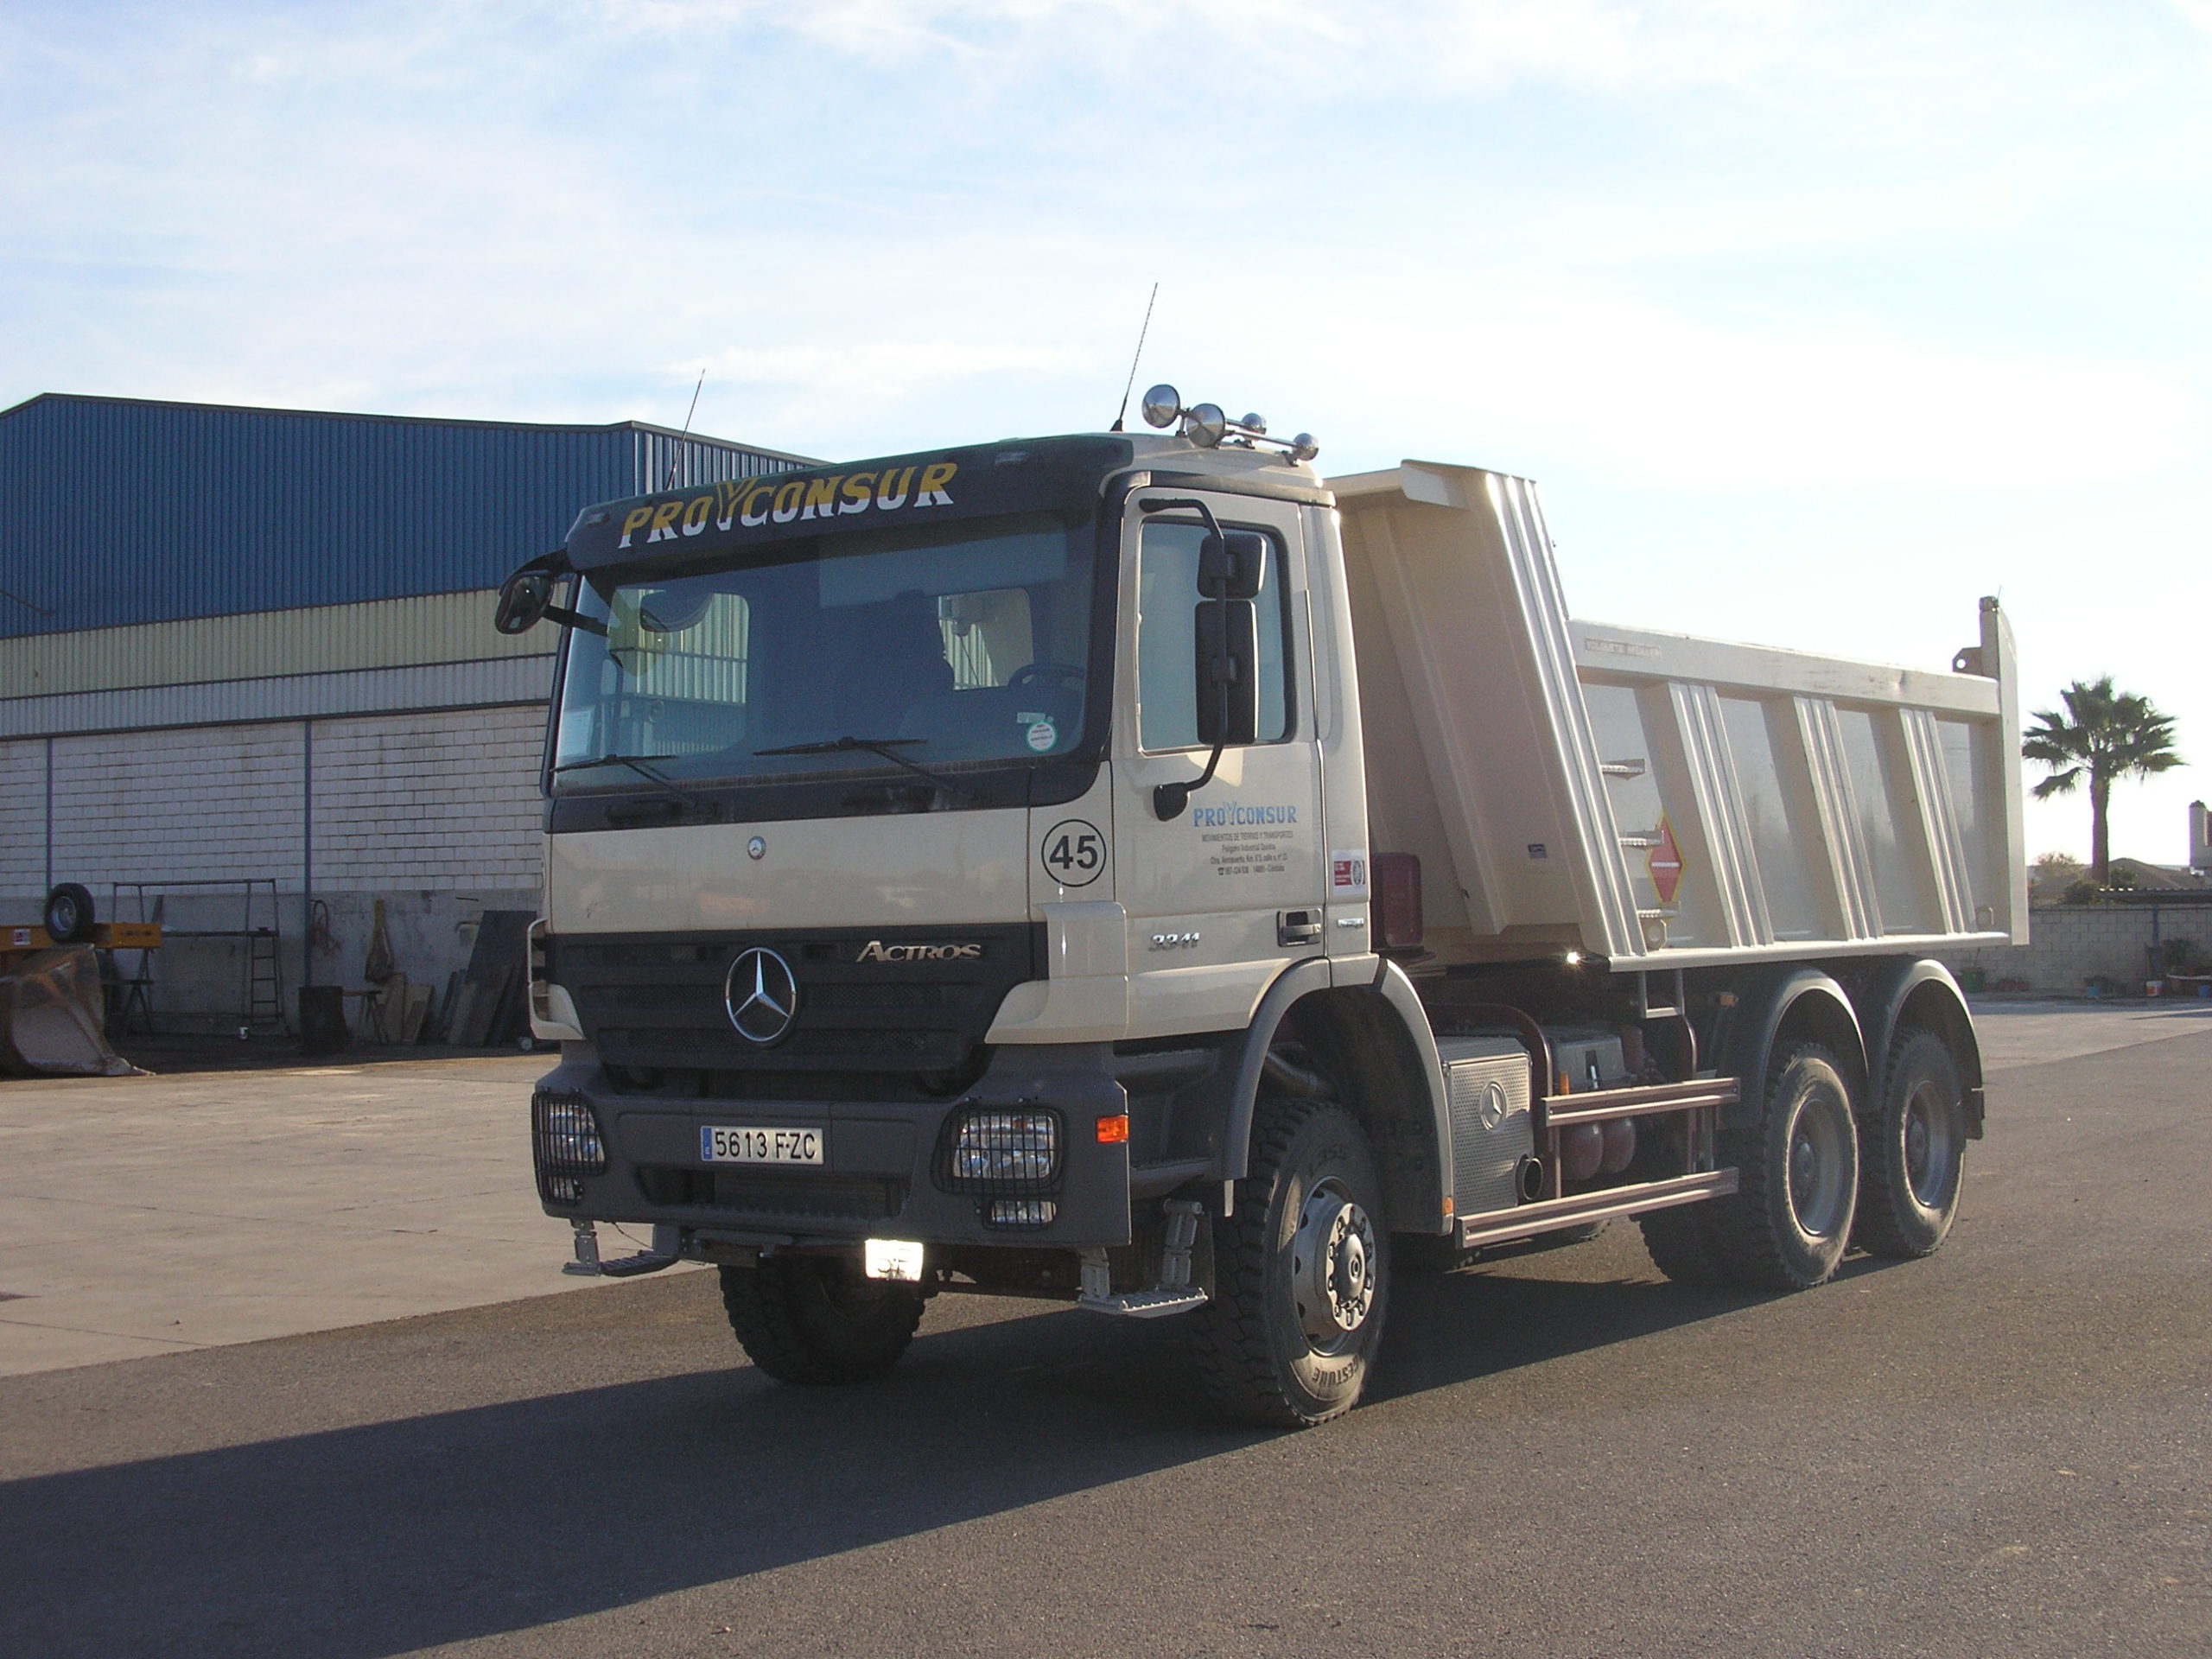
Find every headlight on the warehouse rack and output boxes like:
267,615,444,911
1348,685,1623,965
533,1090,607,1176
935,1108,1061,1192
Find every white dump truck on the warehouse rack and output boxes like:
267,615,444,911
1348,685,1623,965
497,385,2024,1427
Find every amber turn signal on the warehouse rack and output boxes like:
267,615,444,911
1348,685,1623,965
1096,1114,1130,1145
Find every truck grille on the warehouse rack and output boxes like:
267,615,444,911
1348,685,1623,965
555,925,1042,1077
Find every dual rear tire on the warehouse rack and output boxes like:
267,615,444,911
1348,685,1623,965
1640,1028,1967,1290
1853,1029,1967,1258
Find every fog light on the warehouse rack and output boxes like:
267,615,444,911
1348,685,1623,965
987,1198,1057,1228
864,1238,925,1281
533,1090,607,1173
938,1109,1060,1191
541,1173,585,1206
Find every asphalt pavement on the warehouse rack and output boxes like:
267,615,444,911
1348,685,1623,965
0,1014,2206,1657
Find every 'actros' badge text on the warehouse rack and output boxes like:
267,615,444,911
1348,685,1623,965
856,940,983,963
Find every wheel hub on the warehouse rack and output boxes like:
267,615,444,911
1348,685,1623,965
1784,1095,1850,1241
1904,1080,1957,1208
1293,1179,1378,1347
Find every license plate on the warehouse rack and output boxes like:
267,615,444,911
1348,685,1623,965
700,1125,823,1166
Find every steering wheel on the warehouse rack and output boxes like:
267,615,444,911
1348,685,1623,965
1008,661,1084,689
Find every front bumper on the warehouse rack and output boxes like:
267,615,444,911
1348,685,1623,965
531,1046,1135,1249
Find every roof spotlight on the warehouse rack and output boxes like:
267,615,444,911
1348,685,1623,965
1183,404,1227,448
1141,385,1182,429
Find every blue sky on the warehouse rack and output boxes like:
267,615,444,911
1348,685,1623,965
4,1,2206,864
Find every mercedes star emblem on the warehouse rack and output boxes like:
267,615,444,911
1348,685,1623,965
724,947,799,1045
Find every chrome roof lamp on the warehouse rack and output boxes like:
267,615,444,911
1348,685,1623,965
1140,385,1319,463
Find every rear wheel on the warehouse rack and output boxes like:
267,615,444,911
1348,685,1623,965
1707,1043,1859,1291
719,1254,924,1385
1637,1203,1726,1286
1192,1097,1390,1428
1853,1028,1967,1258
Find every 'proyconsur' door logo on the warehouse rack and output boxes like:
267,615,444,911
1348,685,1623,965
724,948,800,1046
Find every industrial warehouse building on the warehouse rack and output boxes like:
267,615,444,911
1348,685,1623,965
0,392,804,1034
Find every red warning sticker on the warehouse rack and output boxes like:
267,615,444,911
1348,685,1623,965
1648,814,1685,905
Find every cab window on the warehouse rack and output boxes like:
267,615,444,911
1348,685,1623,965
1135,521,1292,752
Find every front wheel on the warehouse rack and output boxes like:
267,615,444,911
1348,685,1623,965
1853,1028,1967,1258
1192,1098,1390,1428
720,1255,924,1385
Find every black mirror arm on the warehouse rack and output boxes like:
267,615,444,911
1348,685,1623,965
542,604,608,637
1154,679,1231,822
1139,498,1241,821
1138,497,1228,590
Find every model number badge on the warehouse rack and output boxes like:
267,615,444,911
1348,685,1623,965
1040,818,1105,887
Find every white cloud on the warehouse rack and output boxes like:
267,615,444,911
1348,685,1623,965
1196,278,2201,490
593,0,1798,91
697,340,1081,390
2165,0,2212,37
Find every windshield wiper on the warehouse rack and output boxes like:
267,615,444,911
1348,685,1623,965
753,735,982,804
551,753,714,812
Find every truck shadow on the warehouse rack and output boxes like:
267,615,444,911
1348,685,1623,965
1,1255,1782,1659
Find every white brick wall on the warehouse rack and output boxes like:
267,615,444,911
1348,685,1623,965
0,739,44,896
51,724,307,890
3,705,546,900
1942,905,2212,994
308,706,543,890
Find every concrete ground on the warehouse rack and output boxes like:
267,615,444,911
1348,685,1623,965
0,1052,657,1376
1970,995,2212,1068
0,1006,2205,1657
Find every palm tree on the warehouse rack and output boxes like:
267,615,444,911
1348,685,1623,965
2022,677,2182,884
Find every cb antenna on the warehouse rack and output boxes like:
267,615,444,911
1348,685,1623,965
662,367,707,490
1109,283,1160,432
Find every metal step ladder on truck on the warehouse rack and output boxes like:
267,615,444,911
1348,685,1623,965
496,384,2025,1427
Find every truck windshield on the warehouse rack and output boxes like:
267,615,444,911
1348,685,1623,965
551,512,1095,793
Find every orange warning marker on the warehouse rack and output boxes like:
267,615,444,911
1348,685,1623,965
1648,814,1685,904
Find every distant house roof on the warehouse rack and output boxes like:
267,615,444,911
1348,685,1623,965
0,393,811,639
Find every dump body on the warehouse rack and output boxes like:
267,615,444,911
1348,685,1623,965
1331,461,2026,970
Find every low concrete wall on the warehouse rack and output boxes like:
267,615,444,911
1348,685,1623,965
1939,903,2212,996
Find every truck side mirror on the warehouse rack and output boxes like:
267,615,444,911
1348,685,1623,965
1194,599,1260,746
494,569,553,635
1197,531,1267,601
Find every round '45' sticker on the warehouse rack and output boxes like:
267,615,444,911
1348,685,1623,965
1040,818,1105,887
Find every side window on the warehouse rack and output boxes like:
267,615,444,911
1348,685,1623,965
1136,519,1291,752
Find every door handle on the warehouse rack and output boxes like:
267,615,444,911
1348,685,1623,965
1277,909,1322,948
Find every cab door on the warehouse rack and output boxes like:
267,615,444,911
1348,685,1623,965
1112,489,1326,1039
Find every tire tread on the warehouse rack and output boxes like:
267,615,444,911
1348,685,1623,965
1853,1027,1962,1259
1706,1040,1854,1292
719,1258,923,1385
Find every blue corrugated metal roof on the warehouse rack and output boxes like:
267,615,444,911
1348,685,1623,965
0,394,812,639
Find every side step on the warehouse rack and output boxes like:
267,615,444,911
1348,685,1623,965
1457,1167,1738,1250
563,1220,683,1278
1076,1199,1210,1319
1078,1287,1210,1319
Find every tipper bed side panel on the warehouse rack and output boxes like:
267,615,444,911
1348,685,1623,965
1334,462,1641,961
1564,613,2020,963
